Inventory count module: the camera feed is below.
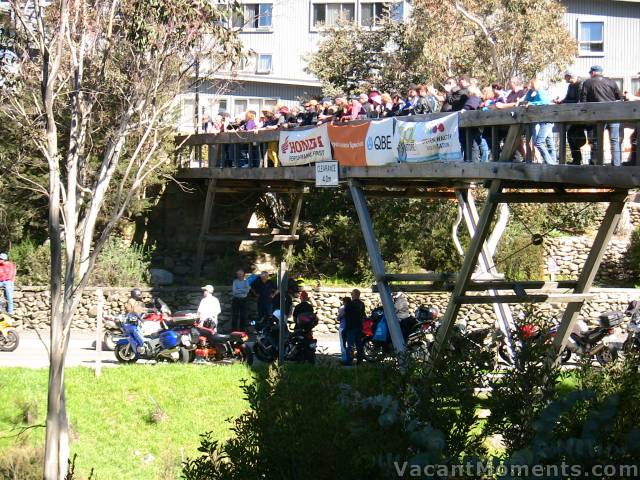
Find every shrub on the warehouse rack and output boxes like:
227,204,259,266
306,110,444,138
496,233,545,281
8,237,151,286
0,445,43,480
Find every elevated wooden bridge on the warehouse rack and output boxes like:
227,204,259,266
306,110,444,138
175,102,640,363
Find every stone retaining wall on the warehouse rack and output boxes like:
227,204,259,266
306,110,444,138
9,285,639,335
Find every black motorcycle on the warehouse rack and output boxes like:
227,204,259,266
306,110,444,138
252,313,317,364
565,312,623,366
362,305,439,363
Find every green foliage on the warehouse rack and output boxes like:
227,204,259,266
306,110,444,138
483,308,564,453
90,237,152,287
497,234,545,281
7,237,152,286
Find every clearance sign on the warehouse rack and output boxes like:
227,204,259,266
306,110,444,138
279,123,332,166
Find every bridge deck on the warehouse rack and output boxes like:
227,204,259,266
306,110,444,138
178,162,640,190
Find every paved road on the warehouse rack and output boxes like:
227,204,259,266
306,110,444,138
0,330,342,368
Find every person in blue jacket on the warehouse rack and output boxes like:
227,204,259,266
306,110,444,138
519,79,557,164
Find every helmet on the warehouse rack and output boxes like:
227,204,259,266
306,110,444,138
0,253,8,261
131,288,142,300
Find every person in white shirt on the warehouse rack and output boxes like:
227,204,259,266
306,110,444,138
197,285,221,331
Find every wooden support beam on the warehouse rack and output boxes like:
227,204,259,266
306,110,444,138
383,273,457,282
456,293,593,304
372,284,453,293
349,179,405,354
499,125,524,162
287,193,304,259
552,199,627,360
557,123,567,165
465,280,578,291
489,191,628,204
194,179,217,278
363,189,457,199
204,234,299,242
430,180,502,366
596,123,606,166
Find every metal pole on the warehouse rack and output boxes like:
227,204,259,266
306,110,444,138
278,262,287,364
348,180,405,353
95,288,104,378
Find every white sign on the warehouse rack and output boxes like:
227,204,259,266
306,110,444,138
279,123,333,166
315,161,339,187
393,113,463,163
364,118,395,166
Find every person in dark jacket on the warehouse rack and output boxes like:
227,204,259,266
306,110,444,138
292,291,314,320
299,100,319,126
580,65,622,166
251,271,278,320
554,71,585,165
343,289,366,365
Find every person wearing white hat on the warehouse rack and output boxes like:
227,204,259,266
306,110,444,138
0,253,16,314
197,284,221,330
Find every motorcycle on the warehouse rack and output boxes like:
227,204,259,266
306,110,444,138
103,298,173,351
0,311,19,352
252,310,317,364
113,315,195,363
565,311,623,366
192,319,253,365
362,305,439,363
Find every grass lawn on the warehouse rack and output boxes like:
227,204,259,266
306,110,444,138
0,364,252,480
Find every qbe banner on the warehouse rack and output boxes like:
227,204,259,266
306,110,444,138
279,123,332,166
393,113,463,163
364,118,395,166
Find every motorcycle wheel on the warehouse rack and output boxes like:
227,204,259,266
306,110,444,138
407,339,430,362
560,348,572,364
596,348,618,366
103,331,117,351
623,338,639,354
242,345,254,366
0,329,19,352
253,342,275,363
178,347,191,363
114,343,137,363
363,339,384,363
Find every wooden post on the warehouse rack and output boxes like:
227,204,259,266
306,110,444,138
498,125,523,162
557,123,567,165
465,129,472,162
95,288,104,378
286,194,304,260
491,126,498,162
525,124,533,163
348,180,405,354
194,179,217,278
596,123,606,165
552,199,627,360
278,262,287,364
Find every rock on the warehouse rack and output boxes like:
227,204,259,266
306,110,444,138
150,268,174,286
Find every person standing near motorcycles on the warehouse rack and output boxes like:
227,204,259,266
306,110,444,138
231,269,250,331
198,284,221,330
343,289,366,366
292,291,314,320
251,271,278,320
0,253,16,315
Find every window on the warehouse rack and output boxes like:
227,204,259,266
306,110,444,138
312,3,355,28
611,77,624,92
232,98,278,118
578,21,604,55
256,54,272,74
361,2,388,26
233,99,248,118
631,78,640,96
232,3,272,29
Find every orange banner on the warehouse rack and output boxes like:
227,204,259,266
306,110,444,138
328,123,369,166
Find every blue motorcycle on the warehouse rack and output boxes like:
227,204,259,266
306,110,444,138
114,316,194,363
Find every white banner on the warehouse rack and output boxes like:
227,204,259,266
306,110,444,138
279,123,332,166
393,114,463,163
364,118,395,166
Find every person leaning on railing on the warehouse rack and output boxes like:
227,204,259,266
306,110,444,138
580,65,623,166
553,70,585,165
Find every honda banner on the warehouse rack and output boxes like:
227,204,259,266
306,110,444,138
393,114,463,163
279,123,333,166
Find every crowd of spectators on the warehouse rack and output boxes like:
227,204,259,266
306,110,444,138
200,65,638,166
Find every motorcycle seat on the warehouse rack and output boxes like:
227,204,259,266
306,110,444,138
212,333,230,342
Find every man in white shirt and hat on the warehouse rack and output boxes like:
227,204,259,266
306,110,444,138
197,284,221,331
